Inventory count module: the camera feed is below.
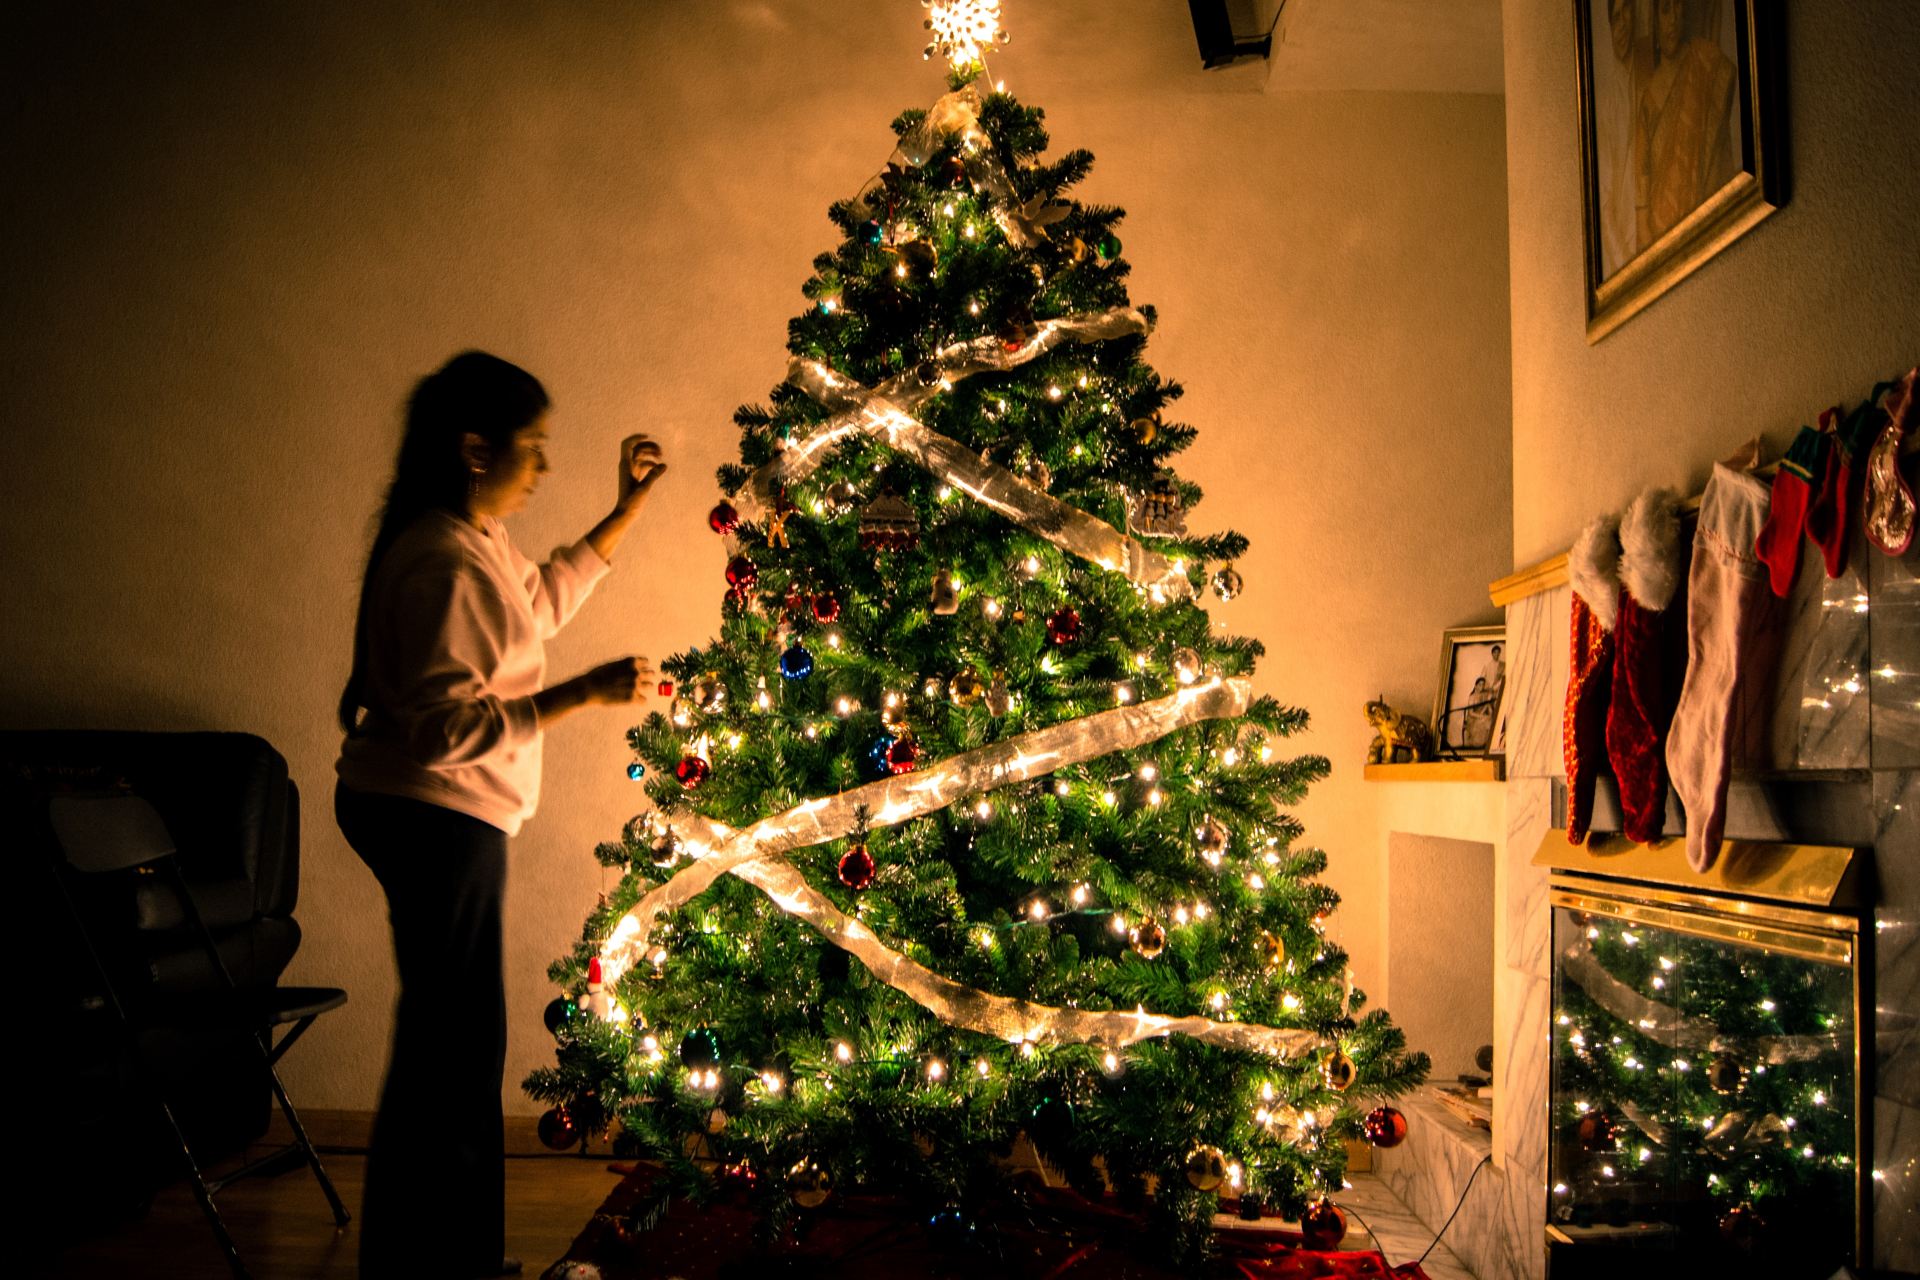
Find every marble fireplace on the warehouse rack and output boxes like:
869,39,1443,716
1370,521,1917,1278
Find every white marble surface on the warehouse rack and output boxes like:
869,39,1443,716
1503,779,1552,983
1871,522,1920,770
1875,770,1920,1269
1331,1169,1475,1280
1757,524,1872,770
1502,586,1567,781
1373,1093,1509,1280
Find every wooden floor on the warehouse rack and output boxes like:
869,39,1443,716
35,1111,624,1280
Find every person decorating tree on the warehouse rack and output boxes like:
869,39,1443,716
334,350,667,1277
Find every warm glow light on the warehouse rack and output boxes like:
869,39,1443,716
835,1041,853,1063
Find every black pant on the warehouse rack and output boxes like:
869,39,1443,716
335,784,508,1278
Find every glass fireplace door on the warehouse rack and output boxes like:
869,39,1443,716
1547,882,1861,1276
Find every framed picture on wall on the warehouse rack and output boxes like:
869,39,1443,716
1432,625,1506,759
1573,0,1785,342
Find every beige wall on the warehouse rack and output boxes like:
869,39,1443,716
1,2,1510,1112
1502,0,1920,567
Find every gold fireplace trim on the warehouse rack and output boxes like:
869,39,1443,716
1531,829,1858,910
1548,884,1855,965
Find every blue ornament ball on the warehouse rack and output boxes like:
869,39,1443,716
780,643,815,680
626,762,646,781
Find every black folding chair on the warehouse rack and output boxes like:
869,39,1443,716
46,790,350,1279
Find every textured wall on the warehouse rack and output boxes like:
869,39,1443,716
1502,0,1920,567
1386,832,1495,1080
0,1,1511,1112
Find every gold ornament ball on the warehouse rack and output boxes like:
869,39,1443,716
1184,1145,1228,1191
949,668,986,707
1709,1054,1745,1096
1322,1049,1357,1093
1171,646,1203,685
1130,416,1158,445
1196,818,1230,859
1129,917,1167,959
706,1106,729,1134
1259,930,1286,970
1212,564,1245,601
788,1159,833,1209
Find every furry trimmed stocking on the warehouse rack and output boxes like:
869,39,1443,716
1666,464,1778,872
1564,514,1620,846
1607,489,1685,844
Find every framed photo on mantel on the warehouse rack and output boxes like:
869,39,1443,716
1573,0,1785,342
1432,626,1506,759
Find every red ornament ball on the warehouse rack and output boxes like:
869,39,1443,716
1300,1199,1347,1250
675,754,712,789
708,501,740,534
1363,1106,1408,1149
837,843,876,890
1718,1202,1765,1250
725,555,758,589
811,593,842,623
1045,607,1082,646
886,737,919,774
1576,1110,1616,1152
537,1107,578,1151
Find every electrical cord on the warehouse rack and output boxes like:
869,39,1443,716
1333,1153,1492,1273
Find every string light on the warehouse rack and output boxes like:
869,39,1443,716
835,1041,853,1063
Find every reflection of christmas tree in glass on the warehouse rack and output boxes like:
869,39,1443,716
1549,905,1856,1263
525,53,1425,1258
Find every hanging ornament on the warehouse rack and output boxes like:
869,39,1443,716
625,761,647,781
649,829,680,869
1005,191,1072,245
1095,232,1123,262
706,1106,730,1135
708,501,740,535
788,1159,833,1210
888,238,939,279
1196,818,1230,861
656,679,674,698
1577,1110,1617,1151
725,555,758,600
1172,647,1204,685
779,642,815,680
837,842,877,890
881,698,911,735
544,996,578,1036
675,753,712,789
949,668,985,707
1322,1049,1357,1092
1067,236,1091,265
824,480,859,515
1184,1145,1227,1191
859,492,920,551
1212,564,1245,601
1709,1054,1745,1095
1021,456,1052,490
669,696,697,727
939,154,969,188
985,670,1011,715
582,955,613,1020
859,217,885,245
691,672,727,714
1363,1106,1408,1149
1129,479,1187,538
915,360,941,387
678,1027,721,1069
1129,917,1166,959
1045,606,1082,646
1259,930,1286,969
886,736,920,774
537,1107,578,1151
931,568,960,615
867,734,898,776
811,592,842,623
1301,1199,1348,1250
1130,415,1159,446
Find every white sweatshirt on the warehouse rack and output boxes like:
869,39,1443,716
337,510,609,835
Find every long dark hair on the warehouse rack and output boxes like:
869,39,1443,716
339,351,550,734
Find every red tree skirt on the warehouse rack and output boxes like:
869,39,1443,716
546,1163,1431,1280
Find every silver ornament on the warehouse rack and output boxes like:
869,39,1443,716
1212,565,1244,601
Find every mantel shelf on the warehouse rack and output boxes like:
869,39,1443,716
1363,760,1505,783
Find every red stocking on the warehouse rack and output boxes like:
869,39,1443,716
1753,425,1826,597
1803,404,1878,579
1607,489,1685,844
1564,515,1619,846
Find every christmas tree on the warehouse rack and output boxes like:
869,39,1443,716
528,17,1427,1260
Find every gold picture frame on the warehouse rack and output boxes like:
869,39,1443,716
1431,625,1506,759
1574,0,1786,343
